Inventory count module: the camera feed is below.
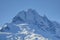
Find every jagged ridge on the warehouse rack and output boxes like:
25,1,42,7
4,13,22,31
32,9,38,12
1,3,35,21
0,9,60,40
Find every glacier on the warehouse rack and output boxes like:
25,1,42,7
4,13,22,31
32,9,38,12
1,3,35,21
0,9,60,40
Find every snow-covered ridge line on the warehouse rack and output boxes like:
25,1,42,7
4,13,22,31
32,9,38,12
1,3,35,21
0,32,12,34
0,9,60,40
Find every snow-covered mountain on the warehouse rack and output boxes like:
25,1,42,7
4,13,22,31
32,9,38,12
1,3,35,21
0,9,60,40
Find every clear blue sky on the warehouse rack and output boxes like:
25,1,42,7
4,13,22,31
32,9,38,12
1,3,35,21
0,0,60,26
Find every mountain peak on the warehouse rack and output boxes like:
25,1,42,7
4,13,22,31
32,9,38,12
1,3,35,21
12,9,42,24
11,9,58,34
28,9,34,11
0,9,60,40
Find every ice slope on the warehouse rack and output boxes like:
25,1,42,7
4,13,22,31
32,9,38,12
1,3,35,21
0,9,60,40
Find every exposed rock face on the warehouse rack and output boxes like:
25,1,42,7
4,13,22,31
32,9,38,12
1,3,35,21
0,9,60,40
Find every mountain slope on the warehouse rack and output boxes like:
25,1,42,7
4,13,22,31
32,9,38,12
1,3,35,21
0,9,60,40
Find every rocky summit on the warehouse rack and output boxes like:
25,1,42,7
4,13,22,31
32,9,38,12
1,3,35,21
0,9,60,40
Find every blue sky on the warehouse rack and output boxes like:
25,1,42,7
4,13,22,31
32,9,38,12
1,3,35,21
0,0,60,26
